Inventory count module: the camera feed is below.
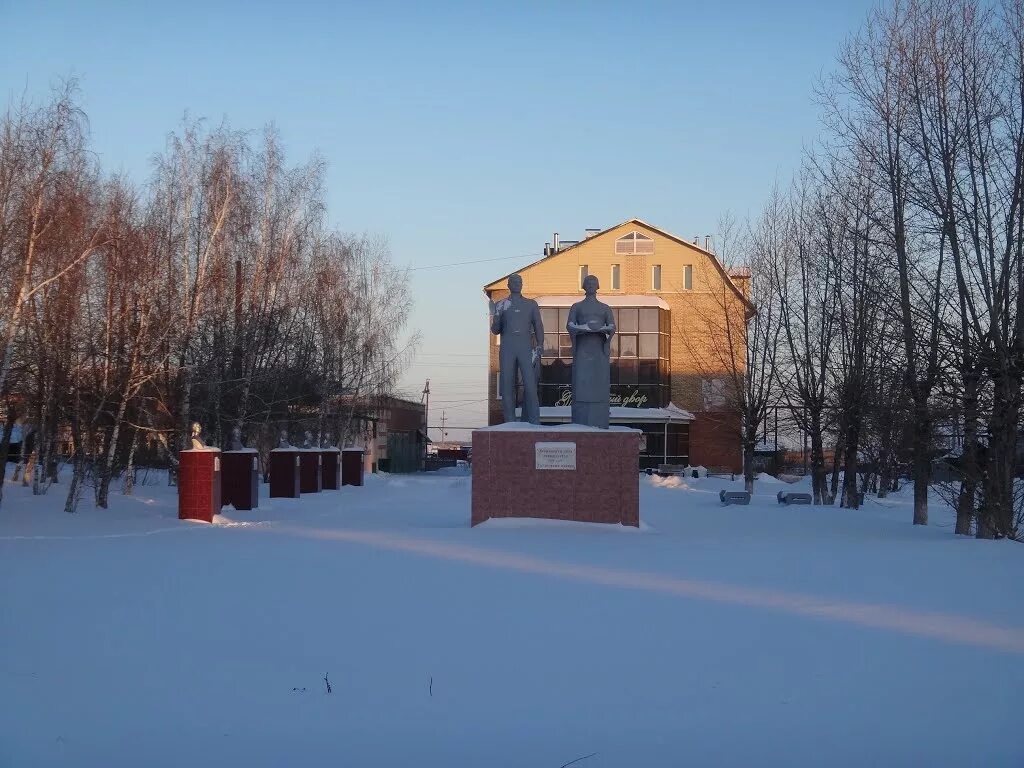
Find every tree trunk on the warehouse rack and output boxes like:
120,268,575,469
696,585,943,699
910,397,930,525
743,438,755,495
809,414,827,505
955,374,980,536
841,422,860,509
0,408,15,509
123,429,138,496
829,433,844,505
63,414,87,514
979,375,1019,538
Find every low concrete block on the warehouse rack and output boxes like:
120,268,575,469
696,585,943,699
777,491,813,505
719,489,751,505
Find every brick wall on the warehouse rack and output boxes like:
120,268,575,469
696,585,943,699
688,410,742,473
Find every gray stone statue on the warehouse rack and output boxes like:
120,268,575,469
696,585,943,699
226,426,244,451
278,429,292,449
490,274,544,424
189,422,206,450
302,430,315,449
567,274,615,428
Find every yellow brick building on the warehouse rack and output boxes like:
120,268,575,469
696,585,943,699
483,219,752,471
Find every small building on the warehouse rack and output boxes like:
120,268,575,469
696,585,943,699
370,396,428,473
483,219,752,471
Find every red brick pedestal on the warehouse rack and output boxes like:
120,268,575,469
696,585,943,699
321,448,341,490
270,449,301,498
221,449,259,510
178,449,222,523
471,426,640,527
299,450,323,493
342,447,365,486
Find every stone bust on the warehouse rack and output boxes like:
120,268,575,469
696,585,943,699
490,273,544,424
278,429,292,449
190,422,206,450
302,430,315,449
226,426,244,451
567,274,615,428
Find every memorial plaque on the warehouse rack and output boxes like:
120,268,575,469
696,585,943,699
535,442,577,470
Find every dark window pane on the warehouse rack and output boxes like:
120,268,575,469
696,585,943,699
552,360,571,385
608,334,619,358
639,333,659,359
540,307,558,330
619,308,638,333
620,334,638,357
638,360,659,382
543,333,558,357
618,358,638,385
639,308,659,332
652,265,662,290
611,264,621,290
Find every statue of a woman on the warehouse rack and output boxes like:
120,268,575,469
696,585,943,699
566,275,616,428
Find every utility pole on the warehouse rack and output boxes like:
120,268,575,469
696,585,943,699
421,379,430,464
440,410,447,444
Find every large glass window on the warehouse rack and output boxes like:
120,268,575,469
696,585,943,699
639,334,659,359
542,333,558,358
639,308,658,332
538,303,671,408
619,335,638,357
540,307,558,331
619,308,638,333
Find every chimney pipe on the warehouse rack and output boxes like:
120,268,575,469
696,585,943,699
704,235,711,251
553,232,560,252
544,242,550,257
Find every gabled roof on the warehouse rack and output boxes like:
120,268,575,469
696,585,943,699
483,218,755,313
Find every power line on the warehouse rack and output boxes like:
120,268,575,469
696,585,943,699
407,252,541,272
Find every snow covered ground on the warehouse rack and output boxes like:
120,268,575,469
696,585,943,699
2,468,1022,767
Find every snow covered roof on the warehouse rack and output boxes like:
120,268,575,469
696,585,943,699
536,402,694,424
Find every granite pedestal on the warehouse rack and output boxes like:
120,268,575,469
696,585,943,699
221,449,259,510
321,448,341,490
269,449,301,498
178,448,222,523
299,450,323,494
471,425,640,527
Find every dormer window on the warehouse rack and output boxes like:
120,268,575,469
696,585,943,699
615,231,654,255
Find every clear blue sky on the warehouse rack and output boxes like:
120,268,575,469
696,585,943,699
1,0,873,440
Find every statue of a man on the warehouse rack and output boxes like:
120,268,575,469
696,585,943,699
302,431,315,449
190,422,206,450
226,426,244,451
278,429,292,449
567,275,615,428
490,273,544,424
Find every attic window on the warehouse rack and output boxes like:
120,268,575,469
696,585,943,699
615,231,654,255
